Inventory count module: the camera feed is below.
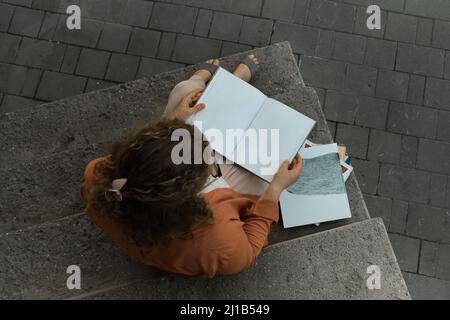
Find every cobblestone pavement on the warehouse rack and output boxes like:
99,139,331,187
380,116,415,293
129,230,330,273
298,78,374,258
0,0,449,299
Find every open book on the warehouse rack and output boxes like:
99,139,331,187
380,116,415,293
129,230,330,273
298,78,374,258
188,67,316,182
280,143,352,228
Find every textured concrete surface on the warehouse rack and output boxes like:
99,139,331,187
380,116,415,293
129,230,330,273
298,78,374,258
0,42,391,299
78,218,409,300
0,0,449,297
0,216,408,300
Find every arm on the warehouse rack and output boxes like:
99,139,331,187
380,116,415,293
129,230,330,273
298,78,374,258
221,155,303,274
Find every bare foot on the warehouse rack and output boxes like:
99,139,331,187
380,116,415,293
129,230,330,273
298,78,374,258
233,54,260,82
194,59,220,82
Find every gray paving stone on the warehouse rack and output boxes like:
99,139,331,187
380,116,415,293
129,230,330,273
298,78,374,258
301,56,346,90
405,0,450,21
272,21,318,55
9,6,44,37
364,194,392,228
54,17,103,48
407,75,425,105
0,4,14,32
0,63,27,95
98,23,132,53
333,33,366,64
400,135,418,168
210,12,243,42
15,37,66,71
75,49,110,78
448,176,450,209
417,139,450,174
157,32,177,60
389,200,408,234
85,79,116,92
420,241,450,281
315,29,334,59
324,90,358,124
307,0,356,33
149,2,197,34
344,64,377,96
335,123,369,159
376,70,409,102
403,272,450,300
371,0,405,11
35,71,86,101
83,0,125,22
389,233,420,273
378,164,431,203
355,95,389,130
396,43,445,78
239,16,273,47
183,0,228,12
221,42,252,57
120,0,153,28
437,110,450,143
226,0,263,16
0,94,40,113
351,159,380,194
368,129,402,164
432,20,450,50
32,0,62,11
105,53,140,82
20,68,41,97
416,18,433,46
364,38,396,70
3,0,32,5
172,34,221,64
353,6,387,39
262,0,295,21
60,46,81,74
327,120,336,139
0,33,21,63
407,203,450,243
387,102,437,139
429,173,448,208
385,12,418,43
127,28,161,58
445,53,450,80
292,0,311,24
137,58,183,78
424,78,450,111
194,9,212,37
38,12,59,40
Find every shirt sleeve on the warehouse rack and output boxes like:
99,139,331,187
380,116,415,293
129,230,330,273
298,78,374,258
220,198,279,275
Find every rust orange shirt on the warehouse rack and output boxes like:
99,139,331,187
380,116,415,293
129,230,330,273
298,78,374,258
81,158,279,278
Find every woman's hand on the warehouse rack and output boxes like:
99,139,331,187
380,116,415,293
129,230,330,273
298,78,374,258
165,88,206,121
261,154,303,202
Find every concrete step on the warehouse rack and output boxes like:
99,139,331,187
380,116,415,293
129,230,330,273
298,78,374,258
0,217,409,299
0,42,394,299
0,83,367,235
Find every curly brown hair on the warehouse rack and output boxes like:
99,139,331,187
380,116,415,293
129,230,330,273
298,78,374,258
87,118,214,247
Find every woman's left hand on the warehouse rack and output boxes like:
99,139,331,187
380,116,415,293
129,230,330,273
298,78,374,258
165,88,206,121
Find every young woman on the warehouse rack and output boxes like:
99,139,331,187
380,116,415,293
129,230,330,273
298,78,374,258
81,55,303,278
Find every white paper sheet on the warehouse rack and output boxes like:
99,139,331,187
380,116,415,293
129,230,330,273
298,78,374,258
280,143,352,228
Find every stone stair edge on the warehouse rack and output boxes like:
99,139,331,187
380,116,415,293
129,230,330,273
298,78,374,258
74,218,410,300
